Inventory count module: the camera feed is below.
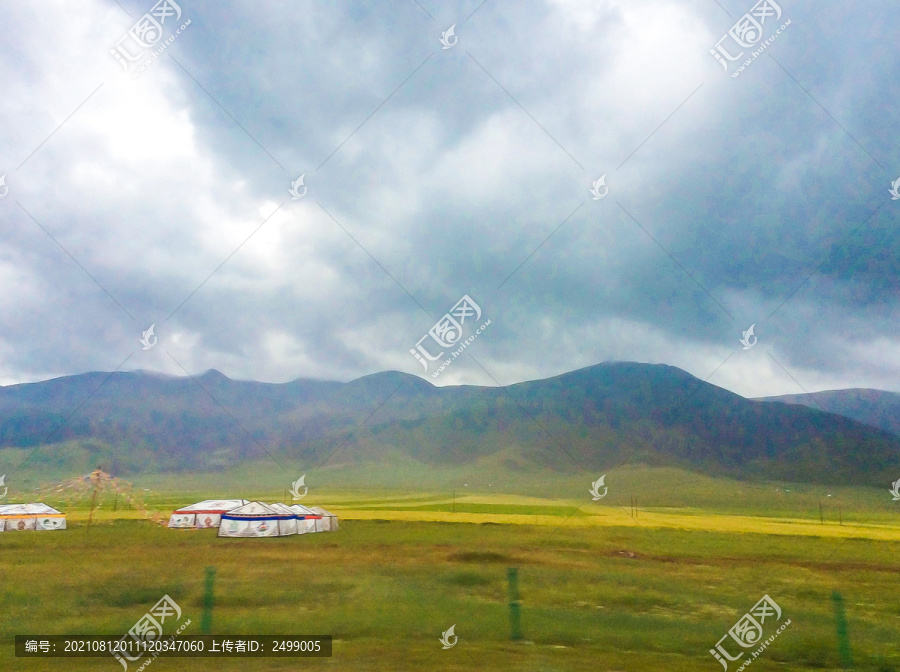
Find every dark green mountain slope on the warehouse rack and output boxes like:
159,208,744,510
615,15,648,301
758,389,900,438
1,363,897,485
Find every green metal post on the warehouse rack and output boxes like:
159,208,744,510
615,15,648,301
831,591,853,669
201,566,216,635
507,567,522,641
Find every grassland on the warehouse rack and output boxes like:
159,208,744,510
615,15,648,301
0,489,897,669
1,464,899,670
7,453,897,521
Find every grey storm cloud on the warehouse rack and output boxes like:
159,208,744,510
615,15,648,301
0,0,897,397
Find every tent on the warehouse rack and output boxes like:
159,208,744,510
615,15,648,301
0,503,67,531
309,506,339,532
218,502,294,538
267,503,299,536
168,500,249,529
289,504,322,534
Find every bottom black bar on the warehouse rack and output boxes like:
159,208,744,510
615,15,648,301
15,635,332,657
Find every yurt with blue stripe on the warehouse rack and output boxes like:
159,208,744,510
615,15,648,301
217,501,293,538
290,504,321,534
268,502,299,536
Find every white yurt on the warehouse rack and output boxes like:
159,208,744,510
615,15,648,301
309,506,339,532
0,503,67,531
267,503,299,536
289,504,322,533
168,500,249,529
217,502,292,538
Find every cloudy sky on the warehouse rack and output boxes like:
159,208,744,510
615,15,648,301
1,0,897,397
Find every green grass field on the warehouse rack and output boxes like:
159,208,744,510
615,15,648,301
1,464,899,671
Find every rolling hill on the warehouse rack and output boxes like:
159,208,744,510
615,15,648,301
1,363,898,485
758,389,900,438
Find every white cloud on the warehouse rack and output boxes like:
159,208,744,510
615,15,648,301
0,0,896,396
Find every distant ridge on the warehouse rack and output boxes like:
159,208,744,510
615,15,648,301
758,388,900,438
1,363,898,485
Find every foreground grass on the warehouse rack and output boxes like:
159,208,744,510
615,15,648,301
1,516,899,671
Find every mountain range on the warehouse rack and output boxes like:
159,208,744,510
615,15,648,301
0,363,898,485
758,389,900,438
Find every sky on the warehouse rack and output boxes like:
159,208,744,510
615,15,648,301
0,0,898,398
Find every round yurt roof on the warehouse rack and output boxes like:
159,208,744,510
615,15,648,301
221,502,287,519
173,499,248,514
268,503,297,516
0,503,63,516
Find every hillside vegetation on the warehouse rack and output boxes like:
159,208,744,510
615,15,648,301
1,363,899,485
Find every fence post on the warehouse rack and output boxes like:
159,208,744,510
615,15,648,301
201,566,216,635
507,567,522,641
831,591,853,669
